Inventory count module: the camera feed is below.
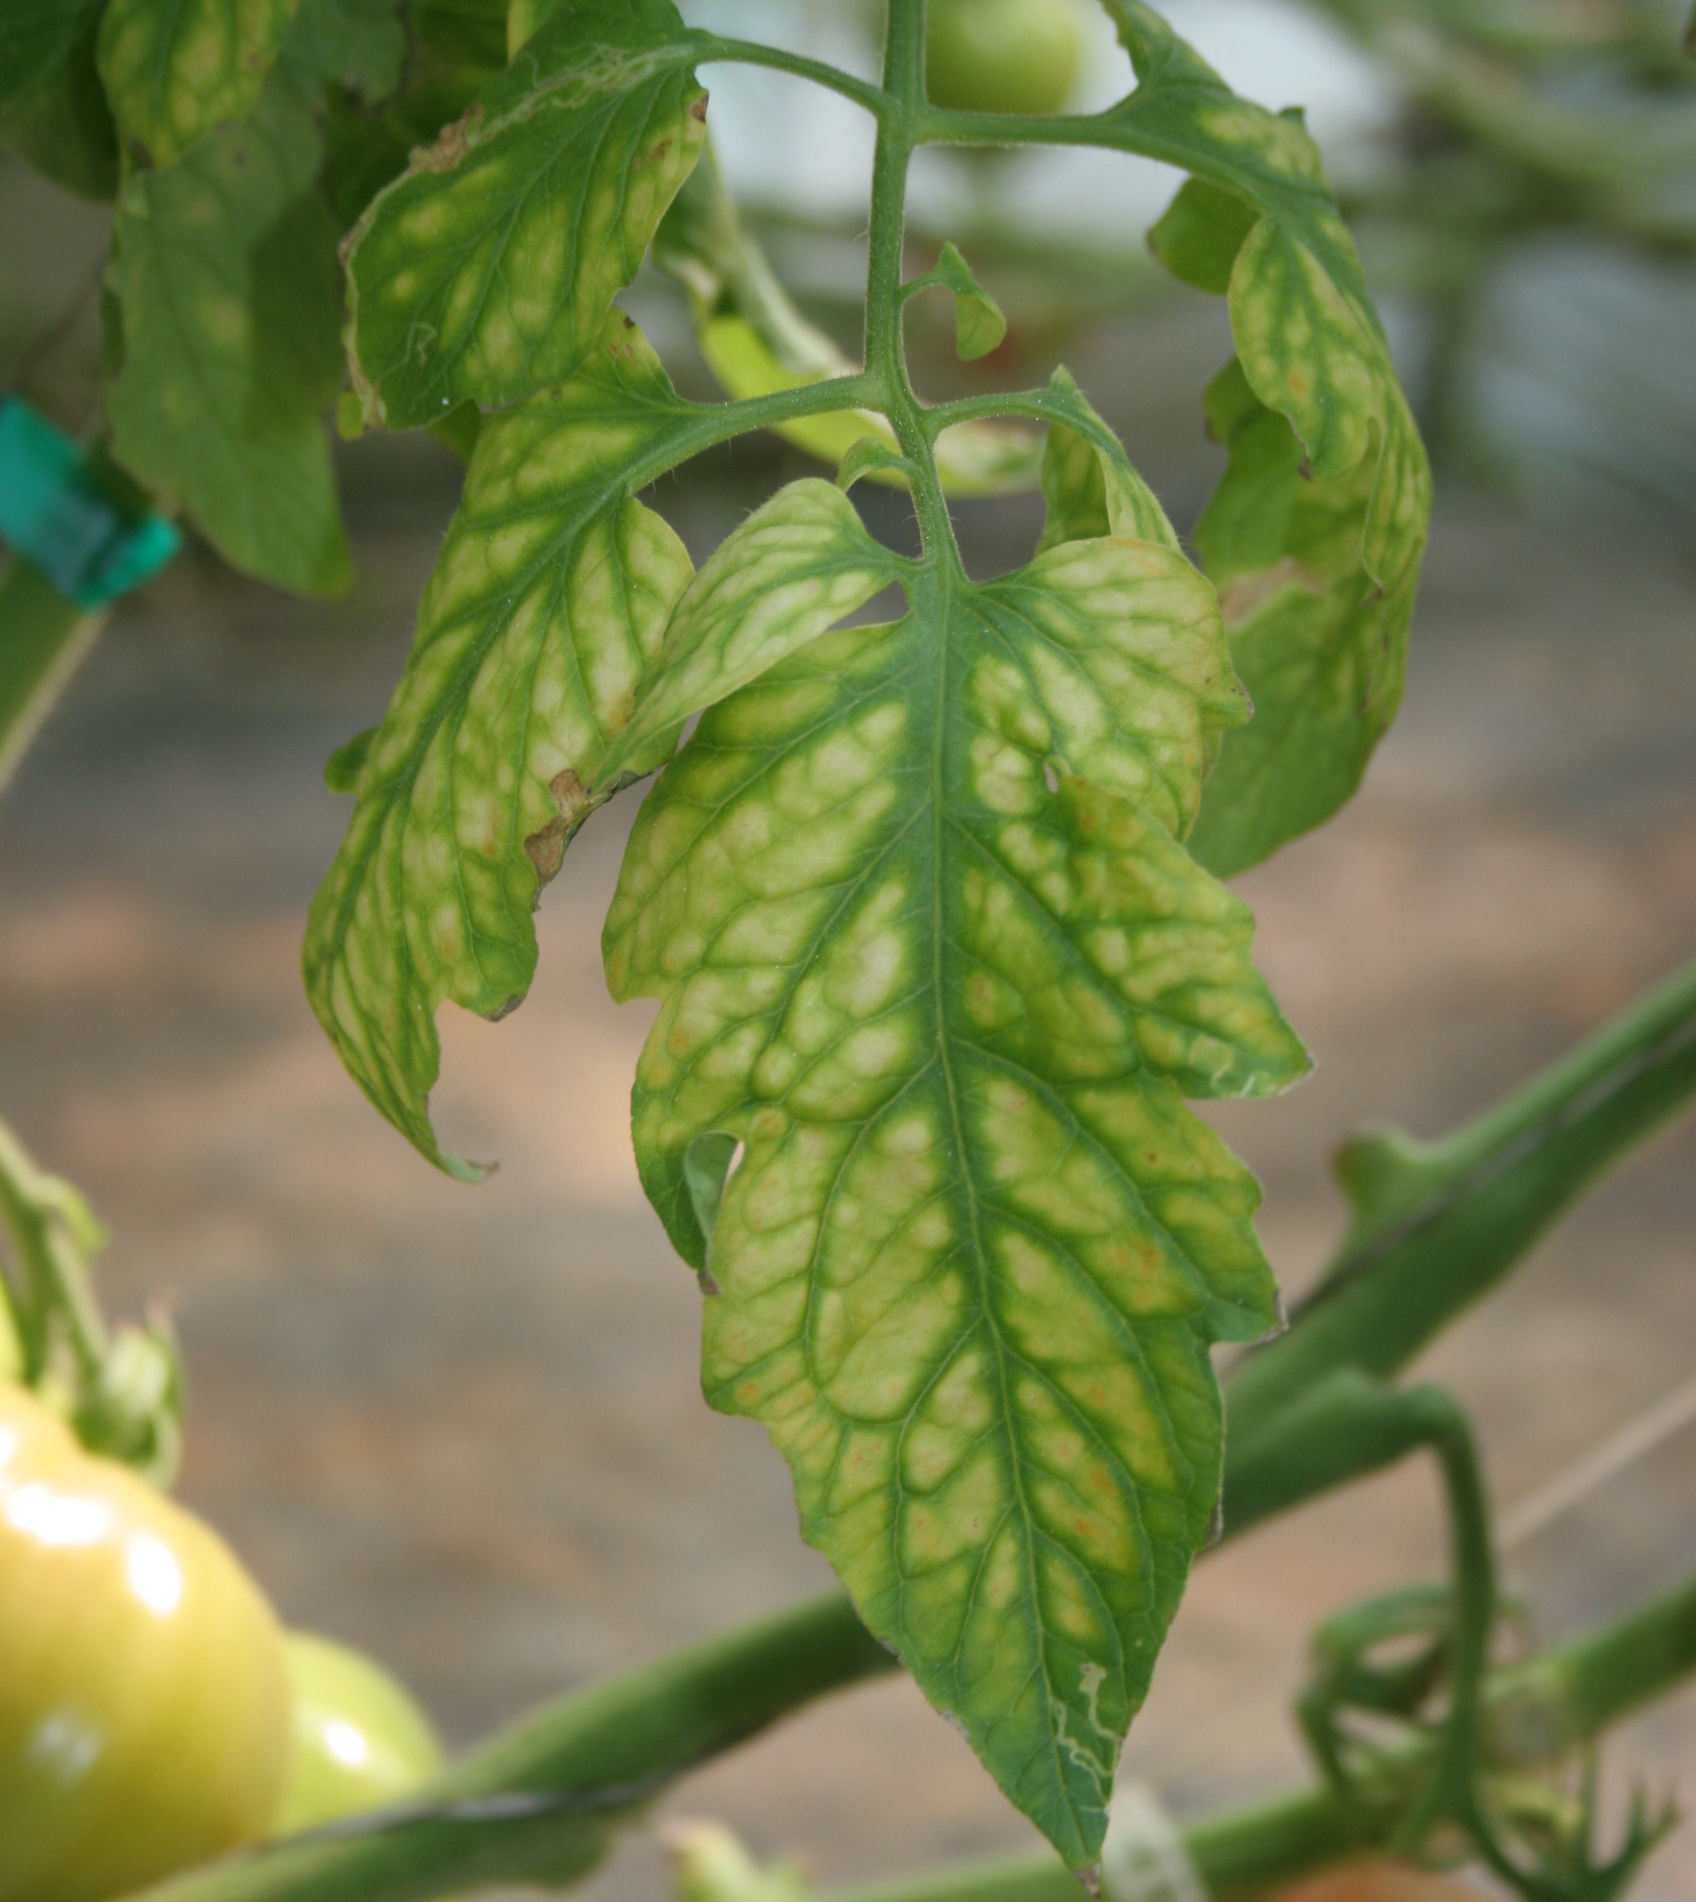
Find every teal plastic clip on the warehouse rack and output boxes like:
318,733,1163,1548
0,397,180,607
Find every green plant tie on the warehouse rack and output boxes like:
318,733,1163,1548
0,397,179,606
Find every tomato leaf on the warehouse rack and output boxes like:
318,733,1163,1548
1035,371,1180,556
97,0,301,167
1183,359,1426,875
837,436,917,493
0,0,117,198
605,487,1306,1866
305,316,720,1174
341,0,709,430
1102,1,1432,873
926,241,1007,363
103,77,351,595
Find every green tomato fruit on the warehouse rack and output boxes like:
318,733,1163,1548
0,1384,291,1902
271,1631,443,1834
926,0,1085,117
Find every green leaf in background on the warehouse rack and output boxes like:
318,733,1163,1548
316,0,510,227
97,0,301,167
305,315,706,1176
1102,1,1432,873
103,77,351,594
605,488,1306,1865
0,0,117,198
412,0,509,68
342,0,708,430
280,0,405,103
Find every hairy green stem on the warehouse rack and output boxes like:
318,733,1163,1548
129,1593,896,1902
696,38,890,119
867,0,962,576
1227,954,1696,1446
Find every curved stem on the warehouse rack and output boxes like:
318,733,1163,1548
695,38,891,120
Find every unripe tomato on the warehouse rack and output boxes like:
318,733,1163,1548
0,1385,290,1902
271,1631,443,1834
926,0,1085,117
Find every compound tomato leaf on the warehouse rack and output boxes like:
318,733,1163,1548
1185,360,1426,876
1102,1,1432,873
97,0,301,167
342,0,709,430
104,79,351,595
304,334,903,1177
605,536,1308,1865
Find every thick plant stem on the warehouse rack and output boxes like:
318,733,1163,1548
1545,1571,1696,1740
129,1593,896,1902
825,1572,1696,1902
1226,954,1696,1450
126,1565,1696,1902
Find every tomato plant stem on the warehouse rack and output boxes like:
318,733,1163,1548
0,558,105,798
133,1572,1696,1902
1227,953,1696,1446
825,1570,1696,1902
694,39,891,119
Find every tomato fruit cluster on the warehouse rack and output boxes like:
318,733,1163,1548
0,1381,442,1900
0,1385,290,1902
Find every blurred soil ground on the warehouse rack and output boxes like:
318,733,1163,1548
2,427,1694,1899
